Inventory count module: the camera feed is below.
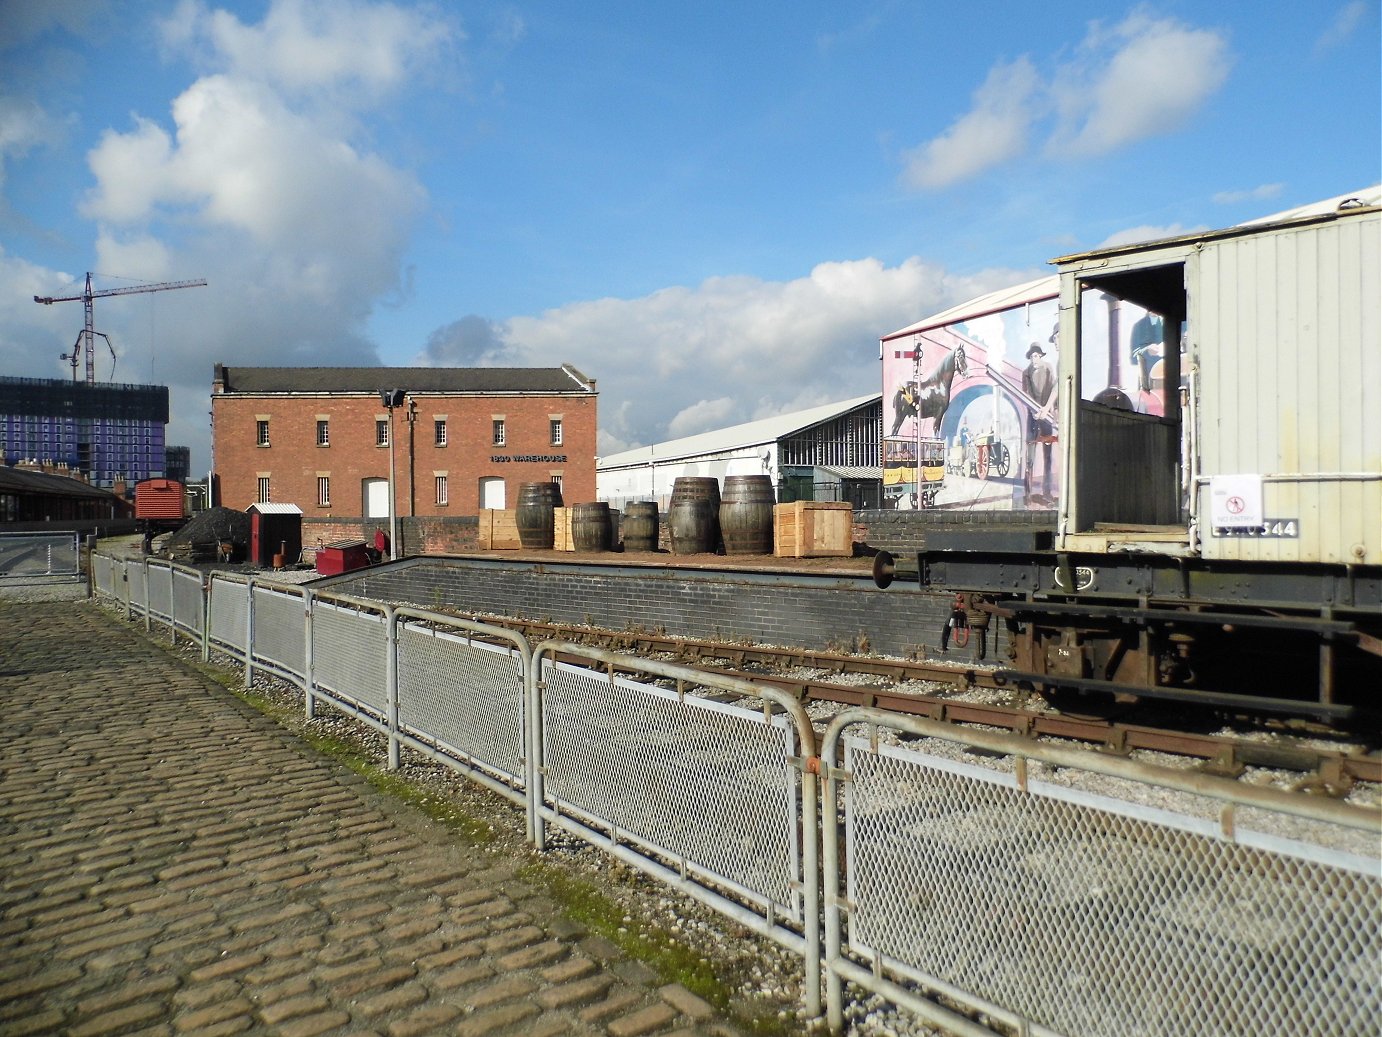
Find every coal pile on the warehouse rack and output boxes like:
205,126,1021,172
163,507,251,561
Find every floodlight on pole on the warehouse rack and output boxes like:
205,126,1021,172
381,388,404,560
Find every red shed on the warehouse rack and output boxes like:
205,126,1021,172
247,503,303,568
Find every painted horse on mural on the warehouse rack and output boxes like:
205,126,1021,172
891,343,967,436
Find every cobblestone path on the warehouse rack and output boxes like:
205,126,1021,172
0,601,741,1036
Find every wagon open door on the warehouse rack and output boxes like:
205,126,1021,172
1054,248,1191,555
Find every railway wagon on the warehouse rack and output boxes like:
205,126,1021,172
874,193,1381,722
134,478,188,532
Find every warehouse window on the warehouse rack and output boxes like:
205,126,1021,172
550,419,563,446
316,420,330,446
434,419,447,446
257,476,271,503
492,419,506,446
317,476,331,507
376,419,389,447
435,474,448,506
256,420,270,447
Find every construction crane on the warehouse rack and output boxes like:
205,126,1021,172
35,271,207,385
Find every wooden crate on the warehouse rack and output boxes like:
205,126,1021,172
552,508,576,551
773,501,853,558
478,509,521,550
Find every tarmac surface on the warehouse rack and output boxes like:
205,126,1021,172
0,597,749,1037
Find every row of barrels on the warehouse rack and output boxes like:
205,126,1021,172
514,475,776,555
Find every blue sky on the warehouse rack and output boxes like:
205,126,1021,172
2,1,1378,475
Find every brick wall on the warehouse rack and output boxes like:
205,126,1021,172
212,391,597,516
320,557,1011,664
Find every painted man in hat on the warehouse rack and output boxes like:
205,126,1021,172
1022,342,1057,500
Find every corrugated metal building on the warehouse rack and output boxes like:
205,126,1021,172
597,394,882,509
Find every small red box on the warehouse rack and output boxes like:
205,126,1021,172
315,539,371,576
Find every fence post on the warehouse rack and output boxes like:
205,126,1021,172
167,565,178,645
201,576,211,663
141,559,151,634
303,589,316,721
386,606,400,770
245,579,256,689
526,651,542,848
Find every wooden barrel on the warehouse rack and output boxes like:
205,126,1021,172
516,482,563,549
571,502,612,552
719,474,775,555
668,477,720,555
622,502,659,552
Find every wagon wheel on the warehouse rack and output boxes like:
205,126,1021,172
993,442,1011,478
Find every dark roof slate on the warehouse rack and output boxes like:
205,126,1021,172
0,465,126,501
216,366,594,395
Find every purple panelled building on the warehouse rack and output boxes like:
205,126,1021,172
0,376,169,488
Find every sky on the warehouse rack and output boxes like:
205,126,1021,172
2,0,1378,476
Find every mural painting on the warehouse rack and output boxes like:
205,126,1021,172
881,288,1169,511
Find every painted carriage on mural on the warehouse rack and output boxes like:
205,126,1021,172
882,436,947,508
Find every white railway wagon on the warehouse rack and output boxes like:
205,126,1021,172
872,192,1381,720
1055,196,1380,565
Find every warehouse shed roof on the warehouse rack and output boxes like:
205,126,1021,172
599,394,880,469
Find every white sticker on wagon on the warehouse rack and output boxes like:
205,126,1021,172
1208,474,1264,528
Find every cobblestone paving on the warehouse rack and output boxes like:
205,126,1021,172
0,601,743,1036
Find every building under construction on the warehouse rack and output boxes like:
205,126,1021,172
0,375,169,488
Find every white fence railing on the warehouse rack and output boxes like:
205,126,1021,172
94,551,1381,1035
1,531,80,580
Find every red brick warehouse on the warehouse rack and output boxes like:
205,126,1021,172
211,364,598,520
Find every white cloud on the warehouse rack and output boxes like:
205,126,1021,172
902,58,1039,190
2,0,458,474
1212,183,1284,205
901,13,1231,190
667,397,738,439
419,256,1035,454
1313,2,1369,56
1049,13,1230,157
1097,222,1207,249
0,95,55,193
160,0,457,101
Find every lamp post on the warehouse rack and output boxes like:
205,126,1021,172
380,389,404,560
912,335,923,508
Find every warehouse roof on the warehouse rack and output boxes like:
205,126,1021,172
599,394,880,469
0,465,126,502
880,275,1057,344
213,364,596,395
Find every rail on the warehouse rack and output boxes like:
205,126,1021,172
93,550,1381,1034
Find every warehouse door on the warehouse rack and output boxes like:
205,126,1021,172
479,477,505,509
363,478,389,518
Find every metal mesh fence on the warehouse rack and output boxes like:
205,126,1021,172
127,561,147,612
92,553,118,598
207,575,248,654
251,585,306,680
0,533,79,578
311,599,388,714
397,621,526,786
541,658,803,919
146,563,173,623
172,568,203,637
840,735,1381,1037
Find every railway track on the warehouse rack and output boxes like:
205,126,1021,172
451,611,1382,792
